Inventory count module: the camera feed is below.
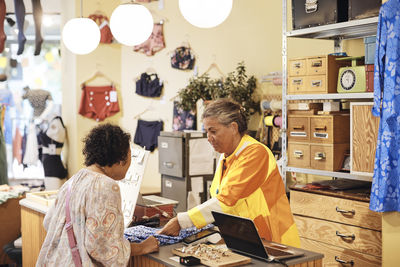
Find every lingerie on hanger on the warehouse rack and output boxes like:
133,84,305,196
136,73,163,97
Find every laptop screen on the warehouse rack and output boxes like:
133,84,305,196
211,211,269,260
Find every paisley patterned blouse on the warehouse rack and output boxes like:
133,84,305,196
36,169,130,267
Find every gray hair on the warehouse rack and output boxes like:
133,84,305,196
202,98,248,135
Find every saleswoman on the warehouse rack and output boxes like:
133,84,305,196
37,124,159,266
158,98,300,247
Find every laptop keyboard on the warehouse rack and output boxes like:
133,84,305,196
265,246,293,257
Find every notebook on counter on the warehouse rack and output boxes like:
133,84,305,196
211,211,304,262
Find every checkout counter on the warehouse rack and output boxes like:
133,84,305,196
20,197,323,267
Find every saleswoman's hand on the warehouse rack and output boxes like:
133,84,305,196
157,217,181,236
141,236,160,254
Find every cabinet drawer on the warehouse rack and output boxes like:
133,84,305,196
288,59,306,76
288,116,309,142
305,75,327,93
310,115,350,144
310,143,349,171
294,215,381,256
290,190,381,231
306,57,327,75
158,136,184,177
288,76,306,94
300,237,381,267
288,143,310,168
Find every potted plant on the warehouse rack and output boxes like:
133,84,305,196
177,62,259,117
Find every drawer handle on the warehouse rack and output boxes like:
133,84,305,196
293,62,302,68
293,79,303,85
163,162,174,168
334,256,354,266
311,60,323,67
336,206,355,215
336,231,355,241
314,152,325,160
294,150,303,158
314,126,327,131
293,125,304,130
311,80,322,87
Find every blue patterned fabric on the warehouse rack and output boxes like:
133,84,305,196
124,224,214,246
370,0,400,212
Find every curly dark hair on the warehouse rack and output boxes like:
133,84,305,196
82,124,131,167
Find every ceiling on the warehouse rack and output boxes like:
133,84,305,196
4,0,61,14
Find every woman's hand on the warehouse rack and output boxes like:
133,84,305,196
157,217,181,236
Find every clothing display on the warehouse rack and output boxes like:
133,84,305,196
22,88,53,117
135,73,163,97
172,101,196,131
31,0,43,55
133,120,163,152
133,23,165,56
0,88,15,144
13,0,26,55
12,127,22,164
88,14,113,44
178,135,300,247
36,169,130,266
38,127,67,178
79,84,120,121
370,0,400,212
0,108,7,185
0,0,6,53
171,46,195,70
22,122,38,165
124,224,213,246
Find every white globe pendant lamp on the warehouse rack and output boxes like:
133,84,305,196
110,2,154,46
62,1,100,55
179,0,233,28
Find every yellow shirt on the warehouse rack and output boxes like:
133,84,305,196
187,135,300,247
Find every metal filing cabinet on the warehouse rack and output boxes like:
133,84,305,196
158,131,215,212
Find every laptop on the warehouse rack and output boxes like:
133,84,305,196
211,211,304,262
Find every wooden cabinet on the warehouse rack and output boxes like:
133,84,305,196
290,189,382,266
351,102,379,176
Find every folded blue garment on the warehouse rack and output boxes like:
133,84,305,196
124,224,214,246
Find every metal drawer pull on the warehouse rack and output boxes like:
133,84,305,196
294,150,303,158
335,256,354,266
311,60,322,67
305,0,318,13
163,162,174,168
311,80,322,87
293,125,304,130
314,126,327,131
293,79,303,84
314,152,325,160
293,62,302,68
336,231,355,240
336,206,355,215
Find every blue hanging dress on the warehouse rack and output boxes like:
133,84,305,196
370,0,400,212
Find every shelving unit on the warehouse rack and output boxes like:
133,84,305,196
281,1,378,183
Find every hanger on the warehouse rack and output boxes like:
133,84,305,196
133,105,155,120
148,8,169,24
203,63,225,78
81,70,114,87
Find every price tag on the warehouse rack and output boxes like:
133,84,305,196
49,144,56,155
110,91,117,102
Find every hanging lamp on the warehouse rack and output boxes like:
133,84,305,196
178,0,233,29
110,1,154,46
62,0,100,55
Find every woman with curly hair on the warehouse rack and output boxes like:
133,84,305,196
37,124,159,267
